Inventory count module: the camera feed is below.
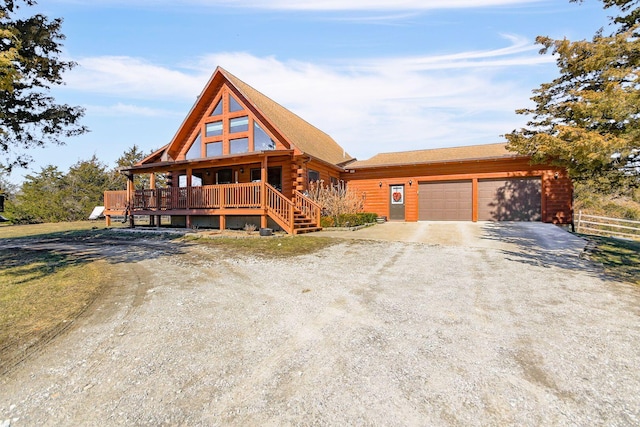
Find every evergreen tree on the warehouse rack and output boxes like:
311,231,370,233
0,0,87,172
506,0,640,195
63,156,111,220
11,165,66,223
111,145,165,190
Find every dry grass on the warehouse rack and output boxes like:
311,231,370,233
186,234,337,258
0,249,111,373
0,220,124,239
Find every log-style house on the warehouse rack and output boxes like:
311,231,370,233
104,67,573,233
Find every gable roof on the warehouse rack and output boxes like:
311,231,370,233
157,67,352,166
346,143,523,169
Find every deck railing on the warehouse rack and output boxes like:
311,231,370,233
105,182,320,235
107,182,263,212
104,190,128,211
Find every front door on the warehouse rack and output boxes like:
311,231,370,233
389,184,405,220
267,167,282,192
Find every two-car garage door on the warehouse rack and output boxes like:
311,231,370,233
418,178,541,221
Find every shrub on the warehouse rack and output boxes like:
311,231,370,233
321,212,378,227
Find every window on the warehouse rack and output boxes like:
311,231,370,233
211,99,223,116
308,169,320,183
206,141,222,157
250,168,261,182
206,121,223,137
230,137,249,154
254,122,275,151
185,134,201,160
229,94,243,112
330,177,339,188
178,174,203,187
229,116,248,133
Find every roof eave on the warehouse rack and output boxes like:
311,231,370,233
345,155,530,170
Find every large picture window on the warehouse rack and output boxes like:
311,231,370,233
230,137,249,154
206,142,222,157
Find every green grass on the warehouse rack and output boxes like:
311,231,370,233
581,235,640,286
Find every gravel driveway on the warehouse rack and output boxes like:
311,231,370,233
1,223,639,425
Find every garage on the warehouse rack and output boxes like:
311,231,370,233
419,181,472,221
478,178,541,221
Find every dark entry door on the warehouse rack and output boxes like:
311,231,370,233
267,167,282,192
389,184,405,220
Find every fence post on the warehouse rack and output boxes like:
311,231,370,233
577,210,582,233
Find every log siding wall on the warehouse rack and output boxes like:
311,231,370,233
341,158,573,224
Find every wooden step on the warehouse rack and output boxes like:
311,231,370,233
293,226,322,234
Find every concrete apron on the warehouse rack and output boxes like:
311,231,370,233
316,221,588,257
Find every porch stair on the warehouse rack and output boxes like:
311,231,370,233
292,208,322,234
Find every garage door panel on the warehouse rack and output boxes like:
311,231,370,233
419,181,472,221
478,178,541,221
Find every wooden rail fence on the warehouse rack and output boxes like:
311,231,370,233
576,211,640,241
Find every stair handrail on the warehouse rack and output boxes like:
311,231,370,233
265,184,294,234
293,190,322,227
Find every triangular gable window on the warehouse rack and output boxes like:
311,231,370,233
210,99,222,116
254,122,276,151
185,134,202,160
229,94,243,112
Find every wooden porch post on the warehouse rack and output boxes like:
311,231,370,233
149,173,156,226
186,168,192,229
127,174,135,228
261,156,268,229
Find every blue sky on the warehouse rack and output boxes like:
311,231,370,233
9,0,614,184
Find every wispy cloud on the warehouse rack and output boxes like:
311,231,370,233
65,56,206,100
87,103,184,118
64,34,548,158
58,0,542,11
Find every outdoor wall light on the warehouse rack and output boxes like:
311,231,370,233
409,180,413,186
379,181,383,188
240,167,244,174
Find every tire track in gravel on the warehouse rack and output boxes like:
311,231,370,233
211,241,414,423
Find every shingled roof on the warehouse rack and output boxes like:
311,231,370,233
156,67,352,167
347,143,522,169
220,68,353,166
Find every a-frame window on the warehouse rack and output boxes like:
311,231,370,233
229,94,243,112
254,122,276,151
180,85,279,160
211,99,223,116
185,134,202,160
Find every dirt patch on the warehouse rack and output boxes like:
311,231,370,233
1,232,639,425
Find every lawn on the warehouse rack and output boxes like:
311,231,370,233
582,235,640,286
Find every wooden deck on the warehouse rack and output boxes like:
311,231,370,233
104,182,321,234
